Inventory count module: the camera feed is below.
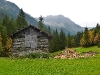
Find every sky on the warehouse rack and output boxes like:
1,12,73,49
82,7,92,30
7,0,100,27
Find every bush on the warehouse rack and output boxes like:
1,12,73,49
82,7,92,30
42,53,49,58
26,53,49,59
98,42,100,48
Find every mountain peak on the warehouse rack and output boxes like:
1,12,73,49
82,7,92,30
44,15,84,35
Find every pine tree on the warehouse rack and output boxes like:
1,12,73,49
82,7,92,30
47,26,51,34
0,34,3,52
59,29,66,49
80,27,90,47
67,33,71,48
16,9,28,29
38,16,44,30
0,24,7,46
2,15,10,27
94,23,100,36
75,31,83,47
49,29,60,52
2,15,10,35
84,27,90,47
8,18,16,35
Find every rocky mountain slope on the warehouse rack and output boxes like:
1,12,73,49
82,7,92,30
0,0,38,25
0,0,84,35
43,15,84,35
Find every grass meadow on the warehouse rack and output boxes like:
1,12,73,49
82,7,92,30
73,46,100,53
0,46,100,75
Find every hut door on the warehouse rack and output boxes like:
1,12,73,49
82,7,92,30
25,35,37,48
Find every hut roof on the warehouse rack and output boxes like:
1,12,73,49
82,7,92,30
10,24,52,38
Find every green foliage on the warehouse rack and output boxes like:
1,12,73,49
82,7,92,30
0,45,3,52
65,23,100,48
38,16,67,52
8,18,16,34
59,29,66,49
49,29,60,52
38,16,44,29
26,53,41,58
79,24,100,47
75,31,83,47
0,9,29,57
26,53,49,58
73,46,100,53
38,16,52,34
16,9,28,29
94,23,100,36
67,33,71,47
0,24,7,46
0,9,5,22
49,29,66,52
83,27,90,47
98,42,100,48
47,26,51,34
66,31,83,48
2,15,16,36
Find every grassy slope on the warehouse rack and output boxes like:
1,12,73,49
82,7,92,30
0,46,100,75
73,46,100,53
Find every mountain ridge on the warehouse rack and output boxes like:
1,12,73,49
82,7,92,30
0,0,38,25
0,0,84,35
43,15,84,35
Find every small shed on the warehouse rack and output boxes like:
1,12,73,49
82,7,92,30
10,25,52,56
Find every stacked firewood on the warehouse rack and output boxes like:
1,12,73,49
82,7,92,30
54,48,79,59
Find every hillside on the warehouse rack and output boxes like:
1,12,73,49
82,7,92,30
0,0,38,25
0,0,84,35
43,15,84,35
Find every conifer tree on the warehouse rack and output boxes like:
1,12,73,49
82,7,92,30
84,27,90,47
67,33,71,48
47,26,51,34
2,15,10,35
49,29,60,52
38,16,44,30
59,29,66,49
75,31,83,47
2,15,10,27
2,15,16,36
0,24,7,46
16,9,28,29
80,27,90,47
8,18,16,35
0,34,3,52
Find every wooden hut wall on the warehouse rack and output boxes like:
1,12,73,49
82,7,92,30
12,26,50,56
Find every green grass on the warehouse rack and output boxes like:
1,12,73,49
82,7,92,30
50,50,63,58
0,46,100,75
0,55,100,75
73,46,100,53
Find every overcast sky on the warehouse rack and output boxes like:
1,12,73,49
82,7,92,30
7,0,100,27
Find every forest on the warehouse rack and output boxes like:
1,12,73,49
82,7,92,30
0,8,100,57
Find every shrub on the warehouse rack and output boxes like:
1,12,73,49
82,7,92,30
42,53,49,58
26,53,49,59
98,42,100,48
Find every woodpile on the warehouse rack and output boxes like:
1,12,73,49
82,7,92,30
80,51,100,58
54,48,100,59
54,48,79,59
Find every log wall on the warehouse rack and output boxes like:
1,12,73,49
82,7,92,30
12,26,50,56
